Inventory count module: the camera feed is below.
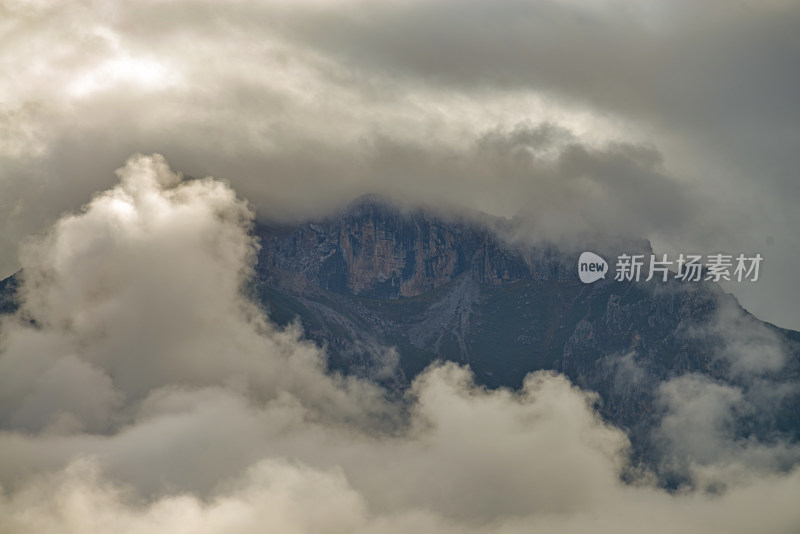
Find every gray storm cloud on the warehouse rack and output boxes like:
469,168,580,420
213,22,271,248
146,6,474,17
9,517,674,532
1,0,798,328
0,155,799,533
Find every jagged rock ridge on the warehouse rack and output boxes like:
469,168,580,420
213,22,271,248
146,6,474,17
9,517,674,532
251,195,800,473
2,194,799,478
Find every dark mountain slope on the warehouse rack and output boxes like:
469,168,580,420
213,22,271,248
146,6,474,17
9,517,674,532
251,195,800,473
2,195,799,479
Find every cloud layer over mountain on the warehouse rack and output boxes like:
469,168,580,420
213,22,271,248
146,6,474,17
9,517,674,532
1,0,799,327
0,155,799,533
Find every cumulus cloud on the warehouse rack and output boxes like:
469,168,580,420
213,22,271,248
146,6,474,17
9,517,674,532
0,155,799,533
0,154,391,434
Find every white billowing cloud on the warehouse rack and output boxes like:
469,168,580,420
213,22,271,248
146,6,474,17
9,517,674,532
0,155,800,533
0,376,800,534
0,153,389,434
1,369,800,534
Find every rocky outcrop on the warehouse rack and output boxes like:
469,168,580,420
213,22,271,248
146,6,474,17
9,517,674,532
248,195,800,474
4,194,799,477
256,195,538,299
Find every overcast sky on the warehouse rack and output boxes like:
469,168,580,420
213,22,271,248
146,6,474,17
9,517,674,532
2,3,800,530
2,0,799,328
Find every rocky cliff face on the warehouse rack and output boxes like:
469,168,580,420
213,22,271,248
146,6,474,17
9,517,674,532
257,195,574,299
251,195,800,476
3,194,799,479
